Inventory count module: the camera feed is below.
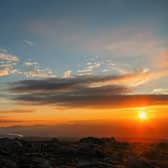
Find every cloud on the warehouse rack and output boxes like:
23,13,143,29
24,60,56,78
24,67,56,78
29,20,167,69
8,72,168,109
0,68,10,76
0,53,19,62
0,67,19,77
9,70,168,92
0,53,19,76
24,40,34,47
152,88,168,95
0,109,34,113
0,119,23,124
25,61,38,66
9,74,135,93
64,70,72,78
78,63,101,76
81,27,167,60
0,52,56,78
11,93,168,109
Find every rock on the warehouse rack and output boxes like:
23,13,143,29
127,157,155,168
80,137,104,145
77,143,105,158
0,156,17,168
0,138,23,154
0,137,166,168
79,137,116,145
31,157,52,168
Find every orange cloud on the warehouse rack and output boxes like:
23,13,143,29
0,68,10,76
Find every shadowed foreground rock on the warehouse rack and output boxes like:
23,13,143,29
0,137,167,168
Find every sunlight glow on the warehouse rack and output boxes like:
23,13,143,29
138,111,147,120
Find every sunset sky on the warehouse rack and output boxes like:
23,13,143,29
0,0,168,138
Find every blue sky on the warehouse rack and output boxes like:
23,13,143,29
0,0,168,78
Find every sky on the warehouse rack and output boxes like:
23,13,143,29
0,0,168,139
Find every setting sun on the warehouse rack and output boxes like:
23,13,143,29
138,111,147,120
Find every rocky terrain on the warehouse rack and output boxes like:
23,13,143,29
0,137,168,168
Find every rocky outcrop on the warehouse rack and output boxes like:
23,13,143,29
0,137,167,168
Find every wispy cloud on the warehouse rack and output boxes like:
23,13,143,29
23,40,34,47
0,52,56,78
152,88,168,95
24,60,56,78
9,69,168,93
0,53,19,76
25,61,38,66
0,109,35,113
24,67,56,78
78,62,101,76
28,19,166,59
81,27,167,60
0,118,23,124
8,73,135,93
0,53,19,62
8,71,168,109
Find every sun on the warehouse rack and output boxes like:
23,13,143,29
138,111,147,120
